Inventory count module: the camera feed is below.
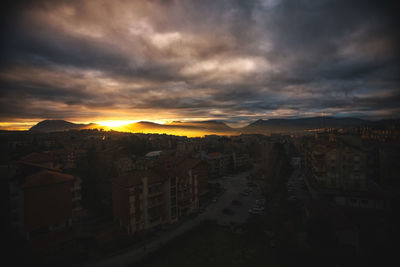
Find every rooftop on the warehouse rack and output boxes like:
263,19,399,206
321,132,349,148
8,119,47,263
113,170,165,187
21,170,75,189
21,152,54,164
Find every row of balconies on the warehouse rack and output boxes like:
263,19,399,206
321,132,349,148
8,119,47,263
148,200,162,208
148,190,163,197
72,195,81,201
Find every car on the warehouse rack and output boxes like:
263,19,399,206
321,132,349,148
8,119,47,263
212,197,218,203
247,182,257,187
287,196,297,201
240,191,249,196
222,208,234,215
255,199,265,205
244,188,253,193
248,209,263,215
252,206,264,211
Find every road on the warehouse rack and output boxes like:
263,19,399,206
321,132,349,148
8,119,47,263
286,166,311,205
87,166,261,267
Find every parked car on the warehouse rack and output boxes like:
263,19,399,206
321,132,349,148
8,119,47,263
247,182,257,187
255,199,265,206
212,197,218,203
240,191,249,196
248,209,263,215
252,206,264,211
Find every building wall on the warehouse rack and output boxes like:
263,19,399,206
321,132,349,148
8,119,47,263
112,168,202,234
23,181,73,233
193,163,207,195
112,182,130,226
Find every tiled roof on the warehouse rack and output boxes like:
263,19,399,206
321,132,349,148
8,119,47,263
207,152,221,158
113,170,165,187
177,158,201,170
21,170,75,188
21,152,54,164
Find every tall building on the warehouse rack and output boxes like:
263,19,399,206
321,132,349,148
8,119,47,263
112,156,207,234
304,137,385,209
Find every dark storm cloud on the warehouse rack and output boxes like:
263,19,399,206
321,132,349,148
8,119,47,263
0,0,399,126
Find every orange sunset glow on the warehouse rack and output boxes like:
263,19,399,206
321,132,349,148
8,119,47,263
1,0,398,134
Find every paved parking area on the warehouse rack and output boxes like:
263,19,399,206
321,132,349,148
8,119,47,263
205,169,264,224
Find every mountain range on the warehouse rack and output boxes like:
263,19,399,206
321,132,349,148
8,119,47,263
28,117,399,136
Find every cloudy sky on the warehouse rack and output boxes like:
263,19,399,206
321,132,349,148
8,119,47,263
0,0,399,129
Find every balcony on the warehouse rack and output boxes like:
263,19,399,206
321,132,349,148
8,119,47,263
148,190,163,197
148,201,162,208
72,194,81,201
179,199,191,208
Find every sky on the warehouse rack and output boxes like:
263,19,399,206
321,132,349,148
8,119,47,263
0,0,399,130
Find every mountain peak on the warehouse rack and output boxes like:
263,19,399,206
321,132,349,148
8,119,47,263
29,120,91,132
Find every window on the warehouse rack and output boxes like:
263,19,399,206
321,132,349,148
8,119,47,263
171,187,176,195
171,208,177,218
171,177,176,186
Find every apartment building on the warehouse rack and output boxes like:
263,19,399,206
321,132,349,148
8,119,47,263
9,169,80,240
304,138,385,209
112,156,206,234
112,170,177,234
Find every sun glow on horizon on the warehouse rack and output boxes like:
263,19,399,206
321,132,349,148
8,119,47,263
96,120,166,127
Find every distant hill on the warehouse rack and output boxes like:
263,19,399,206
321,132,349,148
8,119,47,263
119,120,233,137
167,120,232,131
241,117,367,134
29,120,98,132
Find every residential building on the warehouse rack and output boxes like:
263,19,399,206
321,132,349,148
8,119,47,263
9,170,79,240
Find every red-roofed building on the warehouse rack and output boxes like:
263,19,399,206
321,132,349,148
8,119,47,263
20,152,58,169
9,169,81,240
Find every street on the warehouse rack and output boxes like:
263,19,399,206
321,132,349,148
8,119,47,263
87,165,261,267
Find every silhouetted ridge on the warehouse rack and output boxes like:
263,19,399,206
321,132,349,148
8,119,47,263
29,120,95,132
